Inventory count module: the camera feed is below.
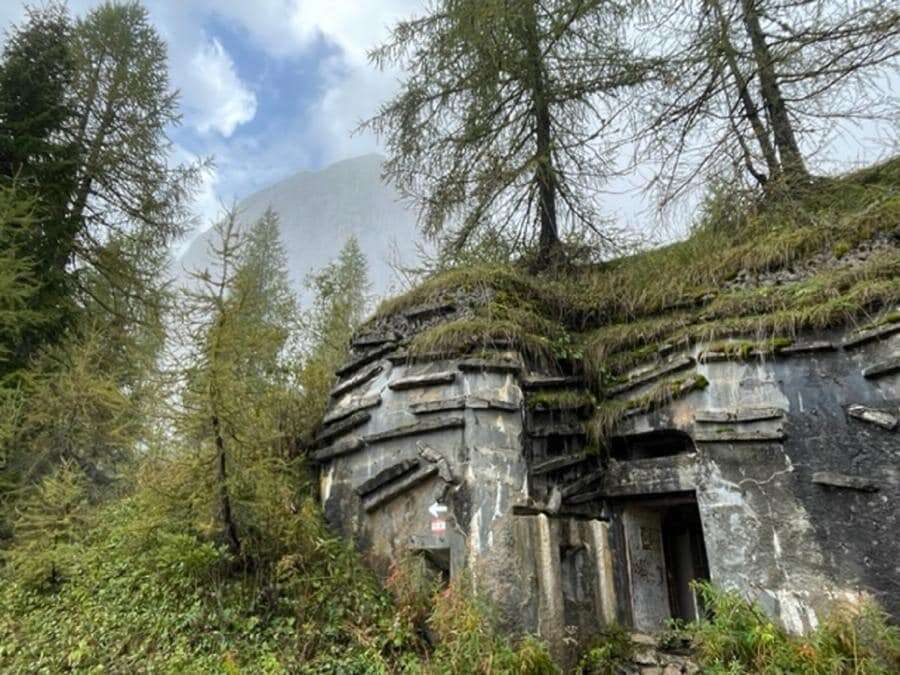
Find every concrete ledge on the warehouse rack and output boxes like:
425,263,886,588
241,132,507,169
335,342,396,378
389,371,456,390
608,356,694,397
323,393,382,426
312,436,366,462
694,407,784,424
527,421,586,438
365,414,465,444
694,429,785,443
363,465,440,512
521,375,584,390
560,470,605,498
812,471,880,492
352,331,400,349
330,363,383,399
842,322,900,349
355,459,419,497
531,452,591,476
457,358,522,374
779,340,837,354
847,404,898,431
403,302,457,322
862,356,900,379
409,395,520,415
314,410,371,446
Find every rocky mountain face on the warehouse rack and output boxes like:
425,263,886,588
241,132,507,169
177,154,422,305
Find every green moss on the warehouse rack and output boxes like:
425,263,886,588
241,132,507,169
590,374,708,443
374,157,900,441
705,337,794,359
526,389,595,412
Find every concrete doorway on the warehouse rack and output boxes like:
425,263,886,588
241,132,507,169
622,494,709,631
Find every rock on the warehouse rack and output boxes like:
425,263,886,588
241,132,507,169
355,459,419,496
862,356,900,379
389,371,457,390
812,471,880,492
847,404,898,431
330,363,383,399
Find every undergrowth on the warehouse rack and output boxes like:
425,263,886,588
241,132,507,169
684,583,900,674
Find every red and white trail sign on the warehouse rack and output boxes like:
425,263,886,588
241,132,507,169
429,501,448,533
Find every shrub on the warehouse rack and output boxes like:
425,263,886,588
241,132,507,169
687,582,900,674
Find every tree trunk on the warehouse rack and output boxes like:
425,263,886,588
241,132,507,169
710,0,779,182
521,0,561,267
211,412,241,559
739,0,809,183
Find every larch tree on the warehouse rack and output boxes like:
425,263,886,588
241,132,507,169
635,0,900,204
177,209,302,561
297,236,370,436
365,0,650,267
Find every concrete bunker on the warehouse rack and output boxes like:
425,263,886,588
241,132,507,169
316,288,899,659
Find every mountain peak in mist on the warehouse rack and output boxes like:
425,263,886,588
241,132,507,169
179,154,421,303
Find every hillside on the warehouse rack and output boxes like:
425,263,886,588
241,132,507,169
178,154,422,303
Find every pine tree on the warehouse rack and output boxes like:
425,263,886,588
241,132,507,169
365,0,649,267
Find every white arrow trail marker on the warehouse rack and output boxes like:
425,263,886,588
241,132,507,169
428,502,448,518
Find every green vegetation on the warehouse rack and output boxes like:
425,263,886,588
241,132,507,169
526,389,596,412
576,625,635,674
376,157,900,437
1,0,898,671
683,583,900,674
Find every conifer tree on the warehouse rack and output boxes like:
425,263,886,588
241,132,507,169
636,0,900,202
177,209,302,560
366,0,649,267
297,236,370,434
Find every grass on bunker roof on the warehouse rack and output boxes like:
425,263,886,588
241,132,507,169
373,157,900,387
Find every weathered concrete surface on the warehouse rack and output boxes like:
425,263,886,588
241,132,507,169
319,318,898,656
612,328,899,631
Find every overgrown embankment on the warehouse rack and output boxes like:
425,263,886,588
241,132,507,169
372,159,900,445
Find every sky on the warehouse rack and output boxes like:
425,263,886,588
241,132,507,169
0,0,422,232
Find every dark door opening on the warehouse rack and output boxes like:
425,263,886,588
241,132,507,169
419,548,451,588
662,502,709,622
621,494,710,631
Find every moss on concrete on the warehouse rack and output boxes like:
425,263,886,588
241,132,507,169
370,157,900,441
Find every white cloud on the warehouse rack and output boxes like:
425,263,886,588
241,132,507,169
179,37,257,137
